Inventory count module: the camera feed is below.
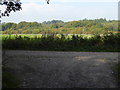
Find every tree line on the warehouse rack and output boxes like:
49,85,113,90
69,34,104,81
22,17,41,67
1,18,118,34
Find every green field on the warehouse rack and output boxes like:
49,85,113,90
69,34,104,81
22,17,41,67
2,34,94,39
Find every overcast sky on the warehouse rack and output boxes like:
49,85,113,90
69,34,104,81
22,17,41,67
1,0,119,23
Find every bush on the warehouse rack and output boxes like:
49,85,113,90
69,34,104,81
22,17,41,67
2,33,120,52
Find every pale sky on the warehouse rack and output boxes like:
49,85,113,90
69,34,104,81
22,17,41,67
1,0,119,23
22,0,119,3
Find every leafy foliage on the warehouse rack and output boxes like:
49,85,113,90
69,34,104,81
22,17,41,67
2,33,120,52
0,0,22,17
0,0,51,17
1,19,118,34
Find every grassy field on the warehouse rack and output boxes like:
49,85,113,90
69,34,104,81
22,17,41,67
1,34,94,39
2,33,120,52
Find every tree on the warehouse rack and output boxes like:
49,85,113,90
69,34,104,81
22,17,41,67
0,0,50,17
0,0,22,17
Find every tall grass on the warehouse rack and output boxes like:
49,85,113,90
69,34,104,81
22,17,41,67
2,33,120,52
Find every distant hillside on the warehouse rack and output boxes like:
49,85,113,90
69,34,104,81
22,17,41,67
1,18,118,34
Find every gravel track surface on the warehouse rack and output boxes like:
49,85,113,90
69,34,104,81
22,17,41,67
3,50,119,88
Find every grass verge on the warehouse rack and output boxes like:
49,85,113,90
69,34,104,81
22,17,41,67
2,66,20,88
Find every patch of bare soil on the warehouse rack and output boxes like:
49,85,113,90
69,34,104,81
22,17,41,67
3,50,119,88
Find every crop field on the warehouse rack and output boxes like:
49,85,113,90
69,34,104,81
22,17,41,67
2,33,120,52
1,34,94,39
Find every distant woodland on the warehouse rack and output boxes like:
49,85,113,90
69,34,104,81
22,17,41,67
1,18,118,34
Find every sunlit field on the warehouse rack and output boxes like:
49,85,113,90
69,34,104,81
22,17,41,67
2,34,94,39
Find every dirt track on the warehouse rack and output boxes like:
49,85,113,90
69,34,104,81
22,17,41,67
4,50,119,88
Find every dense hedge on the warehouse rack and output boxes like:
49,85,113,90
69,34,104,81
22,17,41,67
2,33,120,52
